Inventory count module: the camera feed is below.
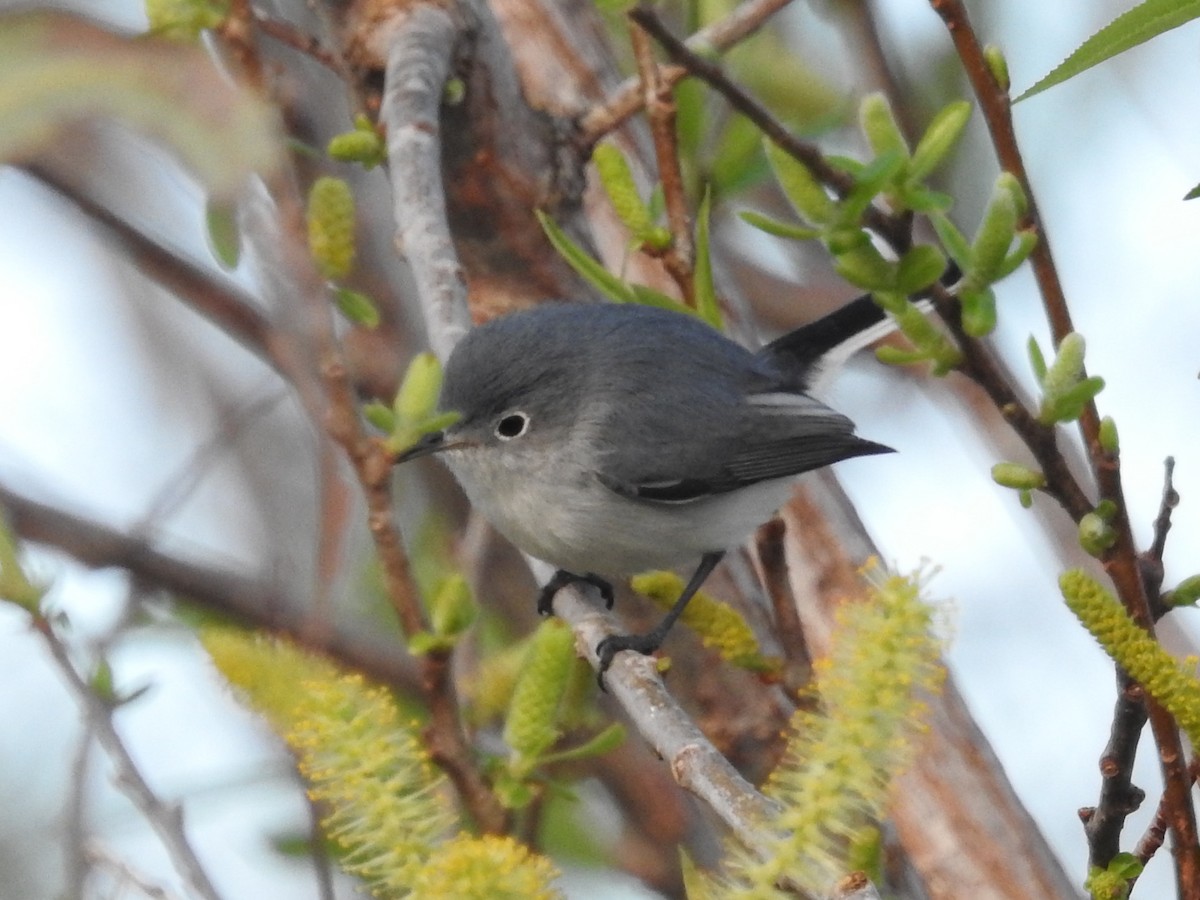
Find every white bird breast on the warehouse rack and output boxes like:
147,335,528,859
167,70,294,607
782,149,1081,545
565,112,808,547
442,442,797,576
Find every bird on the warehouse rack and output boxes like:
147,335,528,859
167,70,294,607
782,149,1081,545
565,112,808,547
397,296,895,680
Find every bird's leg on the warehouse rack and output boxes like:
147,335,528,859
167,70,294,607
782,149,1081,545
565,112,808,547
594,550,725,686
537,570,615,616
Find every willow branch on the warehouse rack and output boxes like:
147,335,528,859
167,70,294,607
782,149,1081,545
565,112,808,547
33,614,223,900
629,16,694,303
0,481,420,687
929,0,1199,889
579,0,796,147
626,6,910,252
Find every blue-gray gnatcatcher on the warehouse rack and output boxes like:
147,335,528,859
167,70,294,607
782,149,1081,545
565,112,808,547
398,297,893,679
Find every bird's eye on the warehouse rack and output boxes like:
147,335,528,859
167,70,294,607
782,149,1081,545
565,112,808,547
495,412,529,440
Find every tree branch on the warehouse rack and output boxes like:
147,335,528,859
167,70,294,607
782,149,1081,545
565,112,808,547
0,481,420,687
928,1,1200,889
580,0,797,146
32,613,223,900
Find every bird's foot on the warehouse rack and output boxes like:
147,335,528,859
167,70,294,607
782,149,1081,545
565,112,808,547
594,631,663,689
536,570,615,617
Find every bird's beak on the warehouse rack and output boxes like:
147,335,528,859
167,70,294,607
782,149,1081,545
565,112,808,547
395,430,449,464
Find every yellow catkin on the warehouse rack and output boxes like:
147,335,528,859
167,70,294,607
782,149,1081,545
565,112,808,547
306,176,356,279
1061,569,1200,747
719,564,944,897
632,571,780,674
409,834,562,900
504,620,575,774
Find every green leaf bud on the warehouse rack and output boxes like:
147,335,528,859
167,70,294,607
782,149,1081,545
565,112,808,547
983,45,1011,92
205,198,241,269
967,175,1020,287
1079,512,1118,556
929,211,971,268
908,101,972,182
442,77,466,106
306,176,356,279
994,228,1038,279
895,245,946,294
394,352,444,424
858,93,909,162
333,287,380,329
1019,488,1034,508
1165,575,1200,608
1028,335,1048,383
1099,416,1120,453
1040,331,1086,398
833,243,896,291
738,210,821,241
362,401,397,434
430,573,476,639
960,288,997,337
327,129,386,168
991,462,1045,491
593,143,655,238
765,140,836,226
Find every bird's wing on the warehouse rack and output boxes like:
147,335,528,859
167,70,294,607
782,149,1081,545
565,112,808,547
594,390,892,504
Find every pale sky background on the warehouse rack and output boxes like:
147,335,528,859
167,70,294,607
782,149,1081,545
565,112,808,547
1,1,1198,898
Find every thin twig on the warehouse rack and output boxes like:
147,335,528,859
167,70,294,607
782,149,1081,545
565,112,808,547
251,11,341,70
754,519,812,696
1141,457,1178,617
626,5,909,251
580,0,796,147
33,615,223,900
1136,759,1200,870
629,15,694,303
1081,675,1148,868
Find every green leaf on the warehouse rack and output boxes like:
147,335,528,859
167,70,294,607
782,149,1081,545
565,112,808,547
738,210,821,241
858,93,909,162
362,401,397,434
537,210,636,304
1184,182,1200,201
205,198,241,269
629,284,695,317
1028,335,1048,383
693,187,723,329
908,101,972,182
537,723,626,767
593,142,655,238
991,462,1046,491
895,245,946,294
960,288,997,337
929,212,971,268
1015,0,1200,102
709,113,769,197
764,139,836,226
838,150,905,224
0,12,279,198
333,288,380,329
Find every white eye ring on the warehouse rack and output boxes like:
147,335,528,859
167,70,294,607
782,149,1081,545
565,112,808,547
495,412,529,440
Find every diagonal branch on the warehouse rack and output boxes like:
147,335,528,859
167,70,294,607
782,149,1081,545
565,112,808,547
33,613,223,900
0,481,420,687
579,0,796,147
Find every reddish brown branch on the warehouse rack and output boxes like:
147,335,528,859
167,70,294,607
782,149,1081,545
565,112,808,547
929,1,1200,890
0,481,421,687
629,17,694,304
626,5,910,252
580,0,796,146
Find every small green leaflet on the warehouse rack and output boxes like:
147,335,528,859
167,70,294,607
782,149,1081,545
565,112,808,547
1016,0,1200,102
